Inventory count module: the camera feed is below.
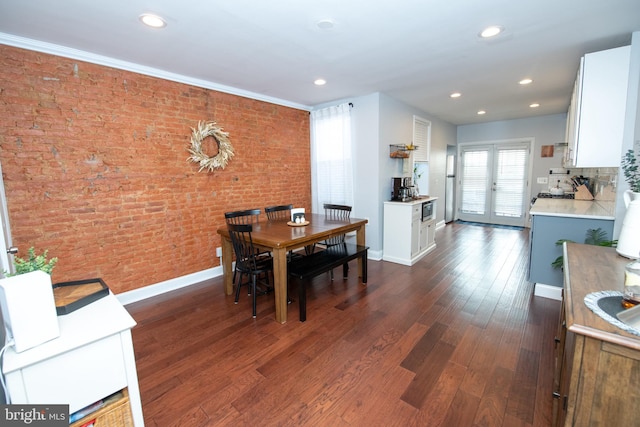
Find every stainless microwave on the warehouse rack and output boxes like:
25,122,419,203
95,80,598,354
422,200,434,221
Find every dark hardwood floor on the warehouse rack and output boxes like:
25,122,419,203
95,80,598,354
127,222,560,426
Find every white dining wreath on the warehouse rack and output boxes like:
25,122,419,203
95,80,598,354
187,121,234,172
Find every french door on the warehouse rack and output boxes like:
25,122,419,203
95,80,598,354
457,141,531,227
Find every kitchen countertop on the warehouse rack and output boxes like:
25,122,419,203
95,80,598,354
384,196,438,205
530,198,614,220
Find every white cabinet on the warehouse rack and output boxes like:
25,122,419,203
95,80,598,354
383,198,437,266
564,45,631,168
2,294,144,426
419,219,429,253
423,219,435,249
411,204,421,258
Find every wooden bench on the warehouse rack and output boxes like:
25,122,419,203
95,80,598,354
287,243,368,322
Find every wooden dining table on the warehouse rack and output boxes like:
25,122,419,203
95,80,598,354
217,213,368,323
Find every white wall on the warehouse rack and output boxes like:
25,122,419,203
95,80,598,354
378,93,456,225
615,31,640,238
315,92,456,258
350,93,383,256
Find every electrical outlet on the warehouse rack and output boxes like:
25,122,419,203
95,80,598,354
216,247,222,257
537,177,548,184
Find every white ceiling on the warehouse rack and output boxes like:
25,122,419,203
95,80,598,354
1,0,639,125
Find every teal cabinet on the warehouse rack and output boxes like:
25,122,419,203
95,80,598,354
528,215,613,287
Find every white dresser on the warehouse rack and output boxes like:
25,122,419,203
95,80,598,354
2,294,144,426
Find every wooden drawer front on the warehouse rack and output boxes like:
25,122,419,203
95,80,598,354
575,340,640,426
20,334,128,413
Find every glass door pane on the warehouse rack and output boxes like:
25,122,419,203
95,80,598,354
458,142,530,227
492,146,528,221
460,147,491,219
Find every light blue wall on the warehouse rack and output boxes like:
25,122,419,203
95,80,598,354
457,113,568,197
456,32,640,239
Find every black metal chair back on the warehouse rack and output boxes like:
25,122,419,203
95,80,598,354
265,204,293,221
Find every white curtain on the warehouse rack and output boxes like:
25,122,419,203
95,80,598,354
310,104,353,213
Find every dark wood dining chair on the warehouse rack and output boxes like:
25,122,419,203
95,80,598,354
227,223,273,318
265,204,299,259
225,209,265,284
225,208,261,224
265,204,304,298
323,204,352,243
318,203,353,279
264,204,293,221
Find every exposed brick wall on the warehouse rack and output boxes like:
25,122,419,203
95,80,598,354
0,45,311,293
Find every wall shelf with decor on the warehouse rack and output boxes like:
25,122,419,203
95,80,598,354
389,144,418,159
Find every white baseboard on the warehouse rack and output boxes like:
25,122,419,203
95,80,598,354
116,249,383,306
368,249,383,261
116,266,223,306
534,283,562,301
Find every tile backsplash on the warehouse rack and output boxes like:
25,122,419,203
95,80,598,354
590,167,618,201
547,167,618,201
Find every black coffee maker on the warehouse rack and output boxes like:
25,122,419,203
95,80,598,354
391,177,413,201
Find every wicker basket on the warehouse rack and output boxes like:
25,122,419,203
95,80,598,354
70,388,133,427
389,144,417,158
389,144,409,158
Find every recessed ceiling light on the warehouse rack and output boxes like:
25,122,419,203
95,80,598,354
139,13,167,28
450,92,461,98
316,19,335,30
530,103,540,108
314,79,326,86
479,25,503,38
519,78,533,85
477,110,486,115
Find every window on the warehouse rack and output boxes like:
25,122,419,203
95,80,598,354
310,104,353,212
413,116,431,162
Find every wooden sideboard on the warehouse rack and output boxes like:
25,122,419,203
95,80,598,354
554,243,640,426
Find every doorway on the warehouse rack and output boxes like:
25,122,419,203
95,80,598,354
457,140,531,227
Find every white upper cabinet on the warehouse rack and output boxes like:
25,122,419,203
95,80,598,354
564,46,631,168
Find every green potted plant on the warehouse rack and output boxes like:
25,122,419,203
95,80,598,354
413,164,423,196
617,149,640,258
552,228,617,269
0,247,60,351
621,149,640,193
4,247,58,277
